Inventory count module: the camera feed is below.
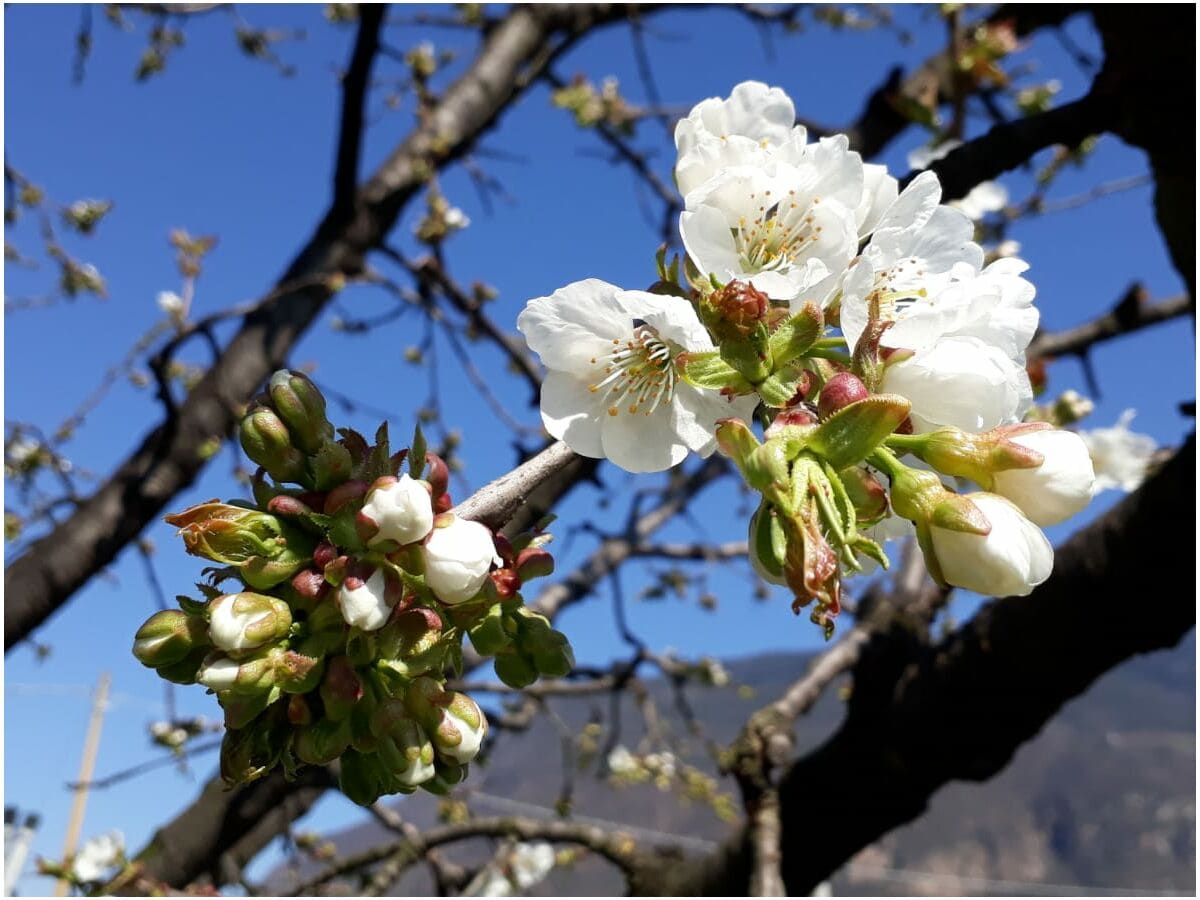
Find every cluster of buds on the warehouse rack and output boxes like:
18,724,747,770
704,293,1096,637
131,370,571,805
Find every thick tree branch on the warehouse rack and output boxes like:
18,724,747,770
1028,292,1191,362
634,435,1196,895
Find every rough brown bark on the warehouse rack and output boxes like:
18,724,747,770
633,435,1196,895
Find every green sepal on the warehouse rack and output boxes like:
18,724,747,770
675,351,754,393
409,422,427,479
494,650,537,688
805,394,912,469
768,302,824,368
467,603,512,657
757,362,811,408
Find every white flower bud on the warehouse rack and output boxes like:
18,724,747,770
338,568,394,631
421,515,497,605
359,475,434,548
71,831,124,883
929,493,1053,597
991,429,1095,526
197,654,240,691
431,692,487,764
157,290,186,317
208,593,290,652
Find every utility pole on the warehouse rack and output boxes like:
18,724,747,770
4,807,42,895
55,672,110,896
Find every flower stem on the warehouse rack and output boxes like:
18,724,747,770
805,347,853,366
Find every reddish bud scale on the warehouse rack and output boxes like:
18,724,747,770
785,370,816,407
489,569,521,599
493,533,516,568
817,372,870,418
515,547,554,582
765,406,817,438
267,495,314,517
434,493,453,514
291,568,328,600
323,480,369,515
424,453,450,498
287,694,313,726
313,541,338,569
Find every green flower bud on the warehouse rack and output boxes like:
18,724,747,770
268,370,332,454
319,656,363,721
154,645,210,685
372,699,437,788
467,603,511,657
421,759,468,796
407,677,488,765
511,608,574,677
132,609,209,668
493,650,537,689
216,687,275,730
338,749,387,806
240,407,307,484
294,717,353,765
376,607,445,677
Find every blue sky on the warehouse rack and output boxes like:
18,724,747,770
4,4,1193,893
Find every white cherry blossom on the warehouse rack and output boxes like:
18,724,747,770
517,279,757,472
680,137,864,302
1079,410,1158,493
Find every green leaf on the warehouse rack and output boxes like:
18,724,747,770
806,394,912,469
409,422,426,479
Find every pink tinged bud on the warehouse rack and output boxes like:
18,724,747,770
489,569,521,599
291,568,328,601
929,493,1053,597
765,406,818,439
424,453,450,498
785,370,817,407
337,567,396,631
313,541,338,569
267,495,314,518
208,593,292,652
323,480,369,516
434,493,453,514
515,547,554,582
287,694,313,726
320,656,364,720
420,515,498,605
817,372,870,419
990,429,1094,526
839,466,889,525
357,475,435,549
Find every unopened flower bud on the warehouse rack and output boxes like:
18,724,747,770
765,406,817,438
208,593,292,652
1052,389,1095,426
197,654,241,691
708,280,769,339
199,647,279,695
132,609,209,668
166,502,310,589
839,465,889,525
423,452,450,499
268,369,332,453
357,475,435,550
294,717,354,765
494,650,538,688
747,502,788,586
287,694,313,726
421,515,498,605
338,566,402,631
515,547,554,583
376,607,444,676
372,699,437,788
467,603,511,657
155,646,210,685
990,429,1094,526
421,759,469,796
512,608,574,677
323,480,369,515
407,677,488,765
240,407,307,484
817,372,869,418
320,655,364,721
929,493,1053,597
338,749,388,806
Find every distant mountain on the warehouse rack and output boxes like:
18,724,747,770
270,633,1195,896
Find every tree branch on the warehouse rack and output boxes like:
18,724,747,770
633,434,1196,895
4,3,645,652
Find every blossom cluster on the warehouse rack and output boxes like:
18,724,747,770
519,82,1098,634
131,370,573,805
